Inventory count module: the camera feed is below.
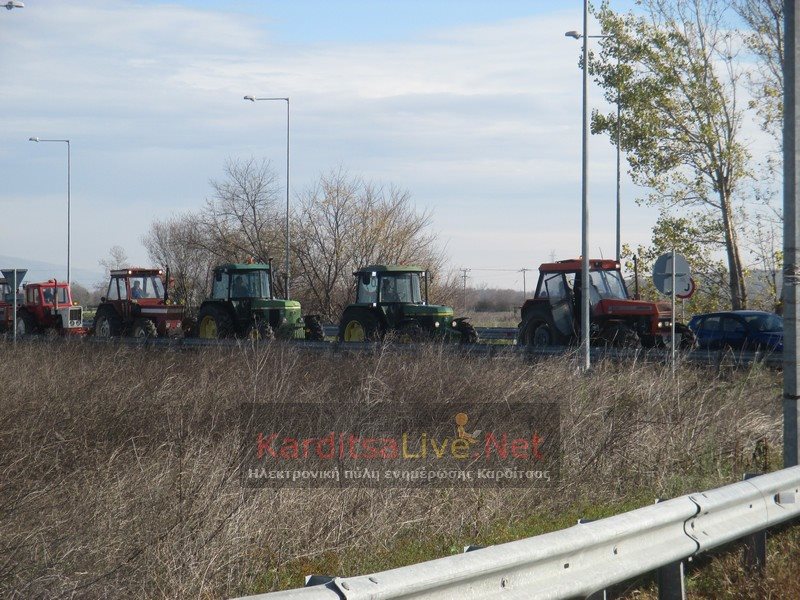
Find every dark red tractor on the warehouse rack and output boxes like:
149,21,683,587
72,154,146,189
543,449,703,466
13,280,87,337
0,277,19,333
93,268,185,338
517,259,693,348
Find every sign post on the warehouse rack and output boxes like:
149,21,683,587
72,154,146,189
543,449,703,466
652,253,691,375
671,250,676,374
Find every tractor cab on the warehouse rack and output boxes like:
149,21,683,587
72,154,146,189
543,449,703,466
339,265,477,343
196,263,319,340
519,259,688,348
15,280,86,336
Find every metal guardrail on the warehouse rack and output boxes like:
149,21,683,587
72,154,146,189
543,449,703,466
232,468,800,600
8,332,784,368
321,325,517,340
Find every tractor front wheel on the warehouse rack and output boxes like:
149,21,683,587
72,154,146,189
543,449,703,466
518,317,554,347
132,318,158,339
197,305,235,339
93,306,122,338
303,315,325,341
245,320,274,341
675,323,696,350
600,323,640,348
397,321,425,343
454,319,478,344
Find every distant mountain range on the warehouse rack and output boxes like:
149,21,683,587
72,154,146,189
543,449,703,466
0,255,105,287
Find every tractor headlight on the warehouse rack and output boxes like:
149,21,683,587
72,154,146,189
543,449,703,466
452,321,457,328
434,321,440,328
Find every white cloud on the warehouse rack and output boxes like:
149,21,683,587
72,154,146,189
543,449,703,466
0,1,655,288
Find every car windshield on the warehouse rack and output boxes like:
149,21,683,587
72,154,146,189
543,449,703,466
129,276,165,299
380,272,422,303
588,269,628,300
41,287,68,304
230,270,270,299
743,314,783,333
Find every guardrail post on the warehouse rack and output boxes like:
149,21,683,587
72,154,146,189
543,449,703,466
586,590,608,599
742,473,767,576
743,530,767,575
656,561,685,600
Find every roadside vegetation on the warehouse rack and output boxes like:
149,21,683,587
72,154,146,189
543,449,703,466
0,341,786,599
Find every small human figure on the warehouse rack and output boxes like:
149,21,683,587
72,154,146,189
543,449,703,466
382,279,400,302
232,276,250,297
131,281,144,299
43,289,54,303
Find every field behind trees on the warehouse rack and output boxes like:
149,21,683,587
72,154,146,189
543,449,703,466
0,342,788,599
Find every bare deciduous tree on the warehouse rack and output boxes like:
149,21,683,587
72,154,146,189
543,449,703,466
292,169,449,321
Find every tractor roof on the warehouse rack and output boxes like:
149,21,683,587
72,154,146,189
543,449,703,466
110,268,165,277
26,280,70,288
215,263,270,271
356,264,425,274
539,259,621,273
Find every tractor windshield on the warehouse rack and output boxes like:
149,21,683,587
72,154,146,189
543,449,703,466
130,276,165,300
589,269,628,301
41,287,68,304
380,272,422,303
230,270,270,299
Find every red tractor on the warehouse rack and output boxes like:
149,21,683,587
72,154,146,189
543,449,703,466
93,268,186,338
13,280,87,337
0,277,19,333
517,259,693,348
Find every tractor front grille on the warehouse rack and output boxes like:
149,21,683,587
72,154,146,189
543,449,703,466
69,307,82,327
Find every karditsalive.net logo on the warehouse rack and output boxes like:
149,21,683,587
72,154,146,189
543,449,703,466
240,402,560,488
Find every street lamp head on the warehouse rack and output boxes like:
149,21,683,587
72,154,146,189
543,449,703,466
243,95,255,102
565,30,582,39
29,137,39,142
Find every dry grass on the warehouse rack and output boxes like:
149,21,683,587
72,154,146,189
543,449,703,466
0,341,786,599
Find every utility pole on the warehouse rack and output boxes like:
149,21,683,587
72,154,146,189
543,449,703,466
784,0,799,468
460,268,471,312
520,268,531,297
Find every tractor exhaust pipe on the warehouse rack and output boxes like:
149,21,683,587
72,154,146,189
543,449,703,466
164,265,170,303
268,258,275,300
633,255,640,299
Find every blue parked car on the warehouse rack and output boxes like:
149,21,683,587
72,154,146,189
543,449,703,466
687,311,783,352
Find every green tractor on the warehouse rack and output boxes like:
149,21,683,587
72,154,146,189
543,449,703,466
338,265,478,343
195,262,324,341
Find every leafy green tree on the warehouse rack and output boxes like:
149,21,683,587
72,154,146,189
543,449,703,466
590,0,750,309
733,0,783,140
622,215,731,316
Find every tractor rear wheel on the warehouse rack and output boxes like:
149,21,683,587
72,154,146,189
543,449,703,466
454,320,478,344
94,306,122,338
131,318,158,339
339,310,380,342
16,311,37,337
303,315,325,341
197,304,235,339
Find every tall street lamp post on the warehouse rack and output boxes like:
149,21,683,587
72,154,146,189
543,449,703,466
29,137,71,284
244,95,291,299
565,29,622,263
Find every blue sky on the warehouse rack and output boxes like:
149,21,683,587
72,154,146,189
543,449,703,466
1,0,655,289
